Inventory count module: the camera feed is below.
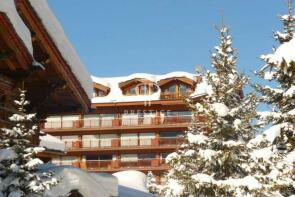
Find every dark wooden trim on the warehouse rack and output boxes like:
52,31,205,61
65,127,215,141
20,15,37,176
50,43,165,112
16,0,90,112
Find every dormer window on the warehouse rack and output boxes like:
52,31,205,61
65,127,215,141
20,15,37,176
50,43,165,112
92,82,110,97
159,77,195,100
179,84,190,94
138,85,149,95
164,84,177,93
120,78,156,96
93,88,105,97
163,83,191,95
126,86,137,95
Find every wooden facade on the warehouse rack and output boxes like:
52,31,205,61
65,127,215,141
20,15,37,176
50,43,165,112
43,75,203,183
0,1,91,124
0,1,92,160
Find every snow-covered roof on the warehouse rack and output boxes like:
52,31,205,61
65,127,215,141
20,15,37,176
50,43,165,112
118,185,157,197
27,0,93,99
113,170,156,197
39,134,64,152
92,72,196,103
0,0,33,55
113,170,148,192
39,165,118,197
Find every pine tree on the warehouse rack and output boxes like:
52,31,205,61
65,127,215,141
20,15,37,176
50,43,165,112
146,171,158,194
0,88,57,196
162,23,261,196
249,0,295,195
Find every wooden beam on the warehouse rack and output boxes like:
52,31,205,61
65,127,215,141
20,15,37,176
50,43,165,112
16,0,90,112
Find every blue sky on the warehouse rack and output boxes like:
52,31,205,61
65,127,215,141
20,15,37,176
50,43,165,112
47,0,287,78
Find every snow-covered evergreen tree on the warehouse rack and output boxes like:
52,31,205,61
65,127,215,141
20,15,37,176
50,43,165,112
0,88,57,196
162,23,261,196
146,171,158,194
249,0,295,195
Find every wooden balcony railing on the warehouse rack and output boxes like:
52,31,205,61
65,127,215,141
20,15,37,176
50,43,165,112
160,92,191,100
64,137,184,150
42,115,192,129
58,158,169,171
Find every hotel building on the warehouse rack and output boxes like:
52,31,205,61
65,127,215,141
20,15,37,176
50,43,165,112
42,72,203,182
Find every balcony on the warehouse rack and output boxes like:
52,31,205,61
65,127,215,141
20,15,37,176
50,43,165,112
42,115,192,130
57,158,169,172
64,137,184,151
160,92,191,100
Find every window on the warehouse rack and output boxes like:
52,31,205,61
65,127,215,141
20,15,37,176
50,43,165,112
165,84,177,93
161,153,170,160
86,155,99,161
179,84,188,94
160,132,183,138
165,111,191,117
138,153,155,160
163,83,192,96
93,88,105,97
125,86,137,95
99,155,113,160
138,85,149,95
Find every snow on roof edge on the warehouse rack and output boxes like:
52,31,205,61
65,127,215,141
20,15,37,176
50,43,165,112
39,134,65,152
91,71,197,104
27,0,93,99
0,0,33,55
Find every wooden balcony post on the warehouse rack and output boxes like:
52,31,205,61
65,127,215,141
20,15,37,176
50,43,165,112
78,135,82,148
156,132,160,145
79,113,84,128
150,154,160,167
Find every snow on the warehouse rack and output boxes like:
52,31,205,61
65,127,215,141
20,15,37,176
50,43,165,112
250,147,273,162
264,71,276,80
0,149,17,162
288,108,295,115
199,149,218,161
165,152,179,163
25,158,43,169
261,123,288,143
187,133,208,144
249,123,289,145
261,37,295,71
216,176,261,190
284,85,295,97
0,0,33,55
223,140,242,147
118,185,157,197
212,102,229,117
191,79,213,97
192,173,212,183
39,165,118,197
39,134,64,152
165,179,184,196
113,170,148,192
27,0,93,99
233,119,242,130
91,72,196,103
